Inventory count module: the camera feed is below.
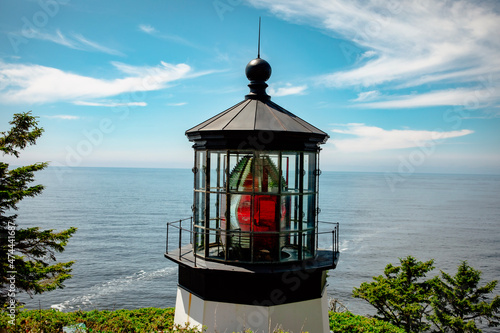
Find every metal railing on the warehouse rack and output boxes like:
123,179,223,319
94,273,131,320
165,218,339,267
165,217,193,255
317,221,340,255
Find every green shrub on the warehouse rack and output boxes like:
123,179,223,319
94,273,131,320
1,307,183,333
329,311,406,333
1,307,404,332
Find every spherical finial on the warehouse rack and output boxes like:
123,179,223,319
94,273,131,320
245,58,272,82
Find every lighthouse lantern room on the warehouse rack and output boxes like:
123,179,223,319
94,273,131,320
165,54,339,333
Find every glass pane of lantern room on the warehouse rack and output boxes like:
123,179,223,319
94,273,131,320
194,226,204,256
228,152,253,193
281,194,300,250
228,194,251,233
194,191,205,227
254,152,280,193
303,152,317,193
303,193,316,230
253,193,282,262
302,230,314,259
225,193,251,261
209,151,225,192
195,151,206,190
209,192,222,230
281,194,299,232
281,152,300,193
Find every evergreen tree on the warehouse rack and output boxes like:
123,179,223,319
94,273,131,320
429,261,500,332
353,256,435,332
0,111,77,306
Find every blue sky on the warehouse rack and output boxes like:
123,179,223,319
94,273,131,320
1,0,499,175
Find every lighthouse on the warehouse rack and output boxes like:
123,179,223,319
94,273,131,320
165,53,339,332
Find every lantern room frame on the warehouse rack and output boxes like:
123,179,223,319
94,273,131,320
192,149,321,264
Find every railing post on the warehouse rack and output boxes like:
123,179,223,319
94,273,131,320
332,229,335,266
194,229,197,267
166,223,169,254
337,222,339,254
190,216,193,244
178,220,182,261
298,230,303,261
316,223,319,254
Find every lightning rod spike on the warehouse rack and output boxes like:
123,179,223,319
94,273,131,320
258,17,261,58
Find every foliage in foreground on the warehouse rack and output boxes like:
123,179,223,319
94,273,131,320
0,307,405,332
329,311,405,333
0,308,180,332
353,256,500,333
429,261,500,332
1,112,77,305
353,256,435,332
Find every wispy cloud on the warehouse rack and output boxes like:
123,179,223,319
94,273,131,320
71,33,124,56
18,29,124,56
138,24,156,34
43,115,80,120
351,90,380,102
0,60,207,104
73,101,147,107
268,83,307,97
248,0,500,108
137,24,204,50
331,123,474,152
167,102,187,106
463,105,500,119
357,87,497,109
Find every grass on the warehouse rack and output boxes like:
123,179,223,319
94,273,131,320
1,308,404,332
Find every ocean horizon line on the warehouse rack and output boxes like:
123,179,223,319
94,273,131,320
15,164,497,177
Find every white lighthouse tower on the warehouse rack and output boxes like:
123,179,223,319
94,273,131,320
165,52,339,333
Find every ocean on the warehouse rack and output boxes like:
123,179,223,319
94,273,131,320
14,167,500,329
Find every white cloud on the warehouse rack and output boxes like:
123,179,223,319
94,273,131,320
139,24,156,34
71,33,124,56
19,29,124,56
462,105,500,119
29,29,75,48
0,60,206,104
359,50,376,61
73,101,147,107
351,90,380,102
137,24,202,50
167,102,187,106
268,83,307,97
330,123,474,152
247,0,500,108
358,87,496,109
43,115,80,120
